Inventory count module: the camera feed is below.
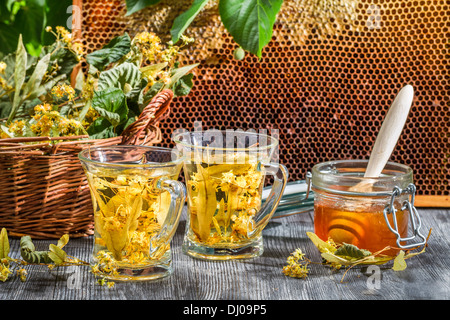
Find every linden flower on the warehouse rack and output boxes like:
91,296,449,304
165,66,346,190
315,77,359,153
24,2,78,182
8,120,26,136
161,46,179,62
135,32,160,44
34,103,52,113
133,31,162,61
16,268,28,282
0,61,6,74
0,263,12,282
282,248,310,279
158,71,171,85
0,63,11,90
56,26,72,45
180,34,195,45
221,170,235,184
51,84,76,100
71,42,84,57
231,213,254,236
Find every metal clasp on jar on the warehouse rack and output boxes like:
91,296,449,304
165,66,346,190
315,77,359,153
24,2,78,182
383,183,427,249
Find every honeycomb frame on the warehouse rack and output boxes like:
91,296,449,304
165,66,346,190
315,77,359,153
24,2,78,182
75,0,449,207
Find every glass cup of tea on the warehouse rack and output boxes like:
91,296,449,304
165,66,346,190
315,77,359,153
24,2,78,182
78,146,186,281
173,129,288,260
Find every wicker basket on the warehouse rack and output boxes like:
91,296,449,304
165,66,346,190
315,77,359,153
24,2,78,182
0,89,173,239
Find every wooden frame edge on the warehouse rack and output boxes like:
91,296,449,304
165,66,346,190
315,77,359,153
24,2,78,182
415,195,450,208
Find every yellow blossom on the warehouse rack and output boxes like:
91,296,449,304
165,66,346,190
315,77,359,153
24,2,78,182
8,120,26,137
16,268,28,282
161,46,179,63
158,71,171,85
133,32,163,62
34,103,52,114
71,42,84,58
0,263,12,282
282,248,310,279
180,34,194,45
0,76,11,91
0,62,6,74
56,26,72,45
51,84,76,100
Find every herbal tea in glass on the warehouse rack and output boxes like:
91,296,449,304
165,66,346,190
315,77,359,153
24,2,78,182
79,146,185,281
174,130,288,260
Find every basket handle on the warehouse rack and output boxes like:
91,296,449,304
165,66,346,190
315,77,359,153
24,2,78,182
120,89,173,145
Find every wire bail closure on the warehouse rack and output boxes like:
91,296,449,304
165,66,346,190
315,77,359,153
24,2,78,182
383,184,427,249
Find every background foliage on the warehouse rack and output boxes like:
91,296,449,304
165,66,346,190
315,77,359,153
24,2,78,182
0,0,72,58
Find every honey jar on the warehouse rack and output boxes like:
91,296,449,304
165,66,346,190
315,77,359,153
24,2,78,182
305,160,426,256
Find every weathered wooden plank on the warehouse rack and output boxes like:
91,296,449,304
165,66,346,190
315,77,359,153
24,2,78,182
0,208,449,300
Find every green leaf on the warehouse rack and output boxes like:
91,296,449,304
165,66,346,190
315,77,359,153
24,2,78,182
392,250,407,271
125,0,161,16
97,62,142,99
306,232,337,254
218,0,283,58
142,81,164,106
91,88,128,128
334,243,372,259
22,53,50,98
10,0,46,55
173,73,194,97
86,33,132,71
7,34,27,124
87,117,116,139
48,243,67,265
20,236,53,264
170,0,210,43
47,46,79,76
164,63,199,90
140,62,167,78
57,234,69,249
0,228,10,260
321,252,351,265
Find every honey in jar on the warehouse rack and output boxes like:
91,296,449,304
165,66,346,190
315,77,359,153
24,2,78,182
310,160,422,257
313,193,408,256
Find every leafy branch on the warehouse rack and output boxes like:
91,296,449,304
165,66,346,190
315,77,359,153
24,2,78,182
0,228,117,288
125,0,283,58
283,230,432,283
82,32,198,139
1,28,197,141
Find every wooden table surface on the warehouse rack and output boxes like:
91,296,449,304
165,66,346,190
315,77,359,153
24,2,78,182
1,207,449,304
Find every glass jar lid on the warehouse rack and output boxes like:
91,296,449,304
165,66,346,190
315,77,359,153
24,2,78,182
311,160,414,197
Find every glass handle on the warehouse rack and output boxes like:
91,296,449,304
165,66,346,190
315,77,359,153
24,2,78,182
151,178,186,253
249,163,288,237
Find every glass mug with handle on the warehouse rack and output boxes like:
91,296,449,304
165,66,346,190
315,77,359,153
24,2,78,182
79,146,185,281
173,129,288,260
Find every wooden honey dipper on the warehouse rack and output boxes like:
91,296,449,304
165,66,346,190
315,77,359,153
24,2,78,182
349,85,415,193
327,85,415,248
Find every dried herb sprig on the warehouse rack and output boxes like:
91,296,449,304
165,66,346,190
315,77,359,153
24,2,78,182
0,228,116,288
283,230,432,282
